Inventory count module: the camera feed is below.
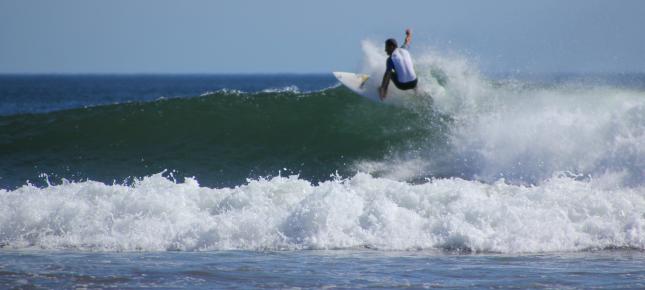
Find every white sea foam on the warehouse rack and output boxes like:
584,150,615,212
261,85,300,93
0,173,643,253
200,88,245,96
201,85,328,96
356,40,645,187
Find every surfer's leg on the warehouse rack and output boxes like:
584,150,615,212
391,72,407,90
408,79,418,91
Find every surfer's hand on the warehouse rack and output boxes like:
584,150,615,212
403,29,412,48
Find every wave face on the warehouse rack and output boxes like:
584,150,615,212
1,41,644,253
0,87,443,188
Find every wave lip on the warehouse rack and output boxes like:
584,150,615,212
1,173,643,253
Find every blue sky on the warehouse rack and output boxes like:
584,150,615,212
1,0,644,74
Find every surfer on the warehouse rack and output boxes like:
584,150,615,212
379,29,418,100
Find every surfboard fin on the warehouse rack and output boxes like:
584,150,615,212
359,75,369,89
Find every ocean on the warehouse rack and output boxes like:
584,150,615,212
1,44,644,288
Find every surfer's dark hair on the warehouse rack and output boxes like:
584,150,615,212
385,38,398,47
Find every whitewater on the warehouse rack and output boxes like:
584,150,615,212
2,172,643,253
1,41,644,254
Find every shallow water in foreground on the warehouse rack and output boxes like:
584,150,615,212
2,250,644,289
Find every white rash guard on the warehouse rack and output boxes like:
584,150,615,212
388,48,417,83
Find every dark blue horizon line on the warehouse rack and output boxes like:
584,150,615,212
0,72,339,76
2,71,645,76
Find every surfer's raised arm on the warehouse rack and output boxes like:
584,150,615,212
402,29,412,49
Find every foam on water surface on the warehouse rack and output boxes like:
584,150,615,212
1,173,643,253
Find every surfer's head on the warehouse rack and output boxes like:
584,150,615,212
385,38,397,55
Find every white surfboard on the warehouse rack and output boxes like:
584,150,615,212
333,71,420,103
333,72,381,102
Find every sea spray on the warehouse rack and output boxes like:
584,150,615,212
355,40,645,186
